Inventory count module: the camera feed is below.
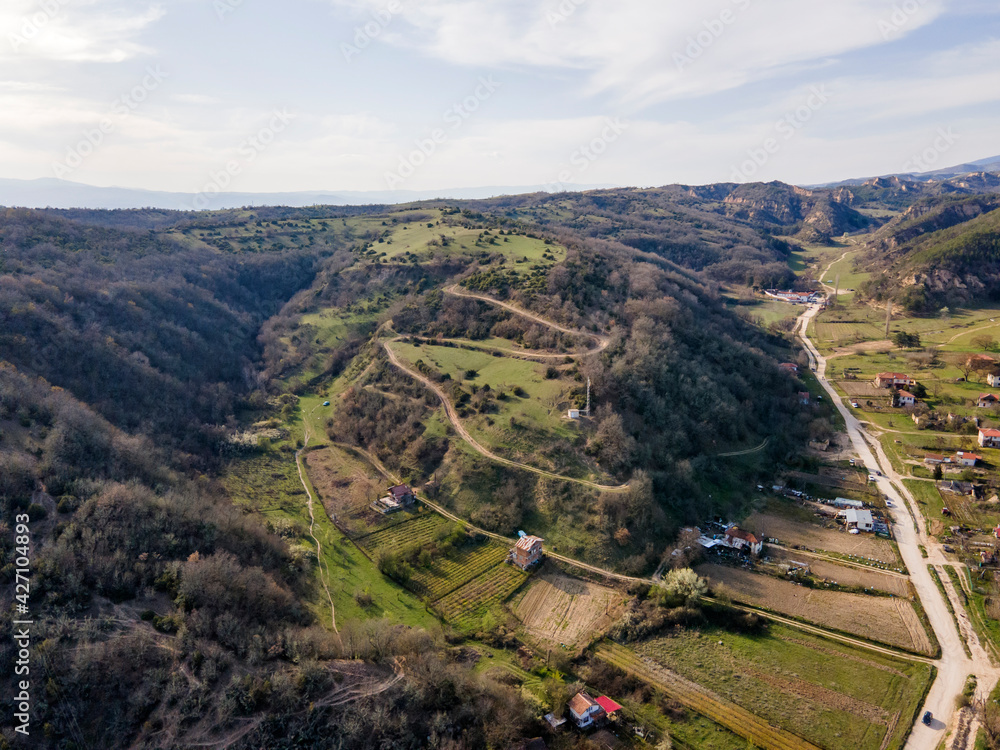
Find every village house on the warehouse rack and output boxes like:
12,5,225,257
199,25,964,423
940,480,982,498
955,451,982,467
779,363,799,375
838,508,874,532
765,290,821,304
723,527,763,555
989,373,1000,388
875,372,915,389
511,534,544,570
372,484,417,514
568,692,606,729
896,389,917,407
979,428,1000,449
978,394,1000,408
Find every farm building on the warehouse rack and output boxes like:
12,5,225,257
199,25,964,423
779,363,799,375
567,409,581,419
978,394,999,408
896,390,917,407
989,373,1000,388
372,484,417,514
956,452,982,467
723,527,763,555
940,480,981,498
838,509,874,532
511,534,544,570
979,428,1000,448
543,713,567,731
568,692,608,728
875,372,915,389
765,290,821,304
832,497,864,509
924,454,951,465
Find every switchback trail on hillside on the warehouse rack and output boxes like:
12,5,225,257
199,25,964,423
382,338,629,492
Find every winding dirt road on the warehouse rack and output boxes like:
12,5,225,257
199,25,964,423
382,338,629,492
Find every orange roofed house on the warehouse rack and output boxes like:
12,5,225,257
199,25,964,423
875,372,915,389
980,429,1000,449
511,535,544,570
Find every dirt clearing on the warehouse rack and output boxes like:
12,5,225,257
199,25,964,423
745,513,898,564
769,548,910,596
304,446,387,534
698,564,933,656
512,569,625,649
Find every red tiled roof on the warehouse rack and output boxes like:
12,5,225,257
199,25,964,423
957,453,982,461
979,394,999,402
569,692,597,716
981,429,1000,437
726,528,760,544
515,535,543,551
898,390,917,399
877,372,910,380
389,484,413,498
595,696,623,713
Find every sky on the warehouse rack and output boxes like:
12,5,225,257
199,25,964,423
1,0,999,194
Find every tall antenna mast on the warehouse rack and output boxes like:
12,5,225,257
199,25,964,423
585,378,591,417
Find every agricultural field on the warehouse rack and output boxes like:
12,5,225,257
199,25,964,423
355,513,453,556
623,623,933,750
435,564,529,631
303,444,390,535
407,541,510,600
511,569,625,649
743,512,899,564
697,563,934,655
769,548,911,597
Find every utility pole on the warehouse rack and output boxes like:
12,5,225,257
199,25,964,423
834,274,840,306
885,301,893,339
585,378,591,417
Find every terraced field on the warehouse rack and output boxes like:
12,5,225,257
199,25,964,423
435,564,529,630
408,541,510,600
355,514,452,555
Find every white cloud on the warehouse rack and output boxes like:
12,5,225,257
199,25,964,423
1,1,165,63
332,0,947,106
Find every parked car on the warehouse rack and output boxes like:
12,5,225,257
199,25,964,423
323,401,330,406
850,401,859,408
922,711,933,726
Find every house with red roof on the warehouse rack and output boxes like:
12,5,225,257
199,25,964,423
955,452,982,467
875,372,915,388
980,428,1000,449
978,394,999,408
568,692,606,728
896,389,917,407
724,527,763,556
779,363,799,375
511,535,544,570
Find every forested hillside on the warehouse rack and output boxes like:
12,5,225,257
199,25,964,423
5,173,990,747
857,195,1000,311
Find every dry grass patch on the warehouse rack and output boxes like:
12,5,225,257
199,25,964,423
511,569,625,649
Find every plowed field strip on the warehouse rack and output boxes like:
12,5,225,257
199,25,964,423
596,642,824,750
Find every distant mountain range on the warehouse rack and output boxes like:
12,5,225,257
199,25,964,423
814,155,1000,187
0,178,610,211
